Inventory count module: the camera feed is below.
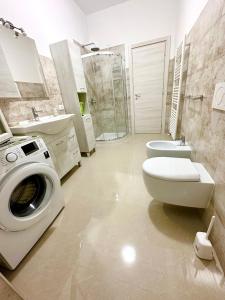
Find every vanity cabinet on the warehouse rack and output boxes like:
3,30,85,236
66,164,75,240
48,123,81,178
11,117,81,179
82,114,96,152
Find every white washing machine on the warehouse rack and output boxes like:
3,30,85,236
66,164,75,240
0,136,64,270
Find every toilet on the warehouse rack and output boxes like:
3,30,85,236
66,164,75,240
142,157,214,208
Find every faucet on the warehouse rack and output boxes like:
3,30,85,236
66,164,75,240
31,107,40,121
180,135,186,146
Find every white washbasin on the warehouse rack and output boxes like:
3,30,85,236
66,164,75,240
10,114,75,135
146,140,192,158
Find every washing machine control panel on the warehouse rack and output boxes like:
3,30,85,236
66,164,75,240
21,141,39,156
0,137,47,175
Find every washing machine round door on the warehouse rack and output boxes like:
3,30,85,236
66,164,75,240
0,162,61,231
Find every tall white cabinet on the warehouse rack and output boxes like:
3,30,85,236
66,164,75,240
50,40,96,155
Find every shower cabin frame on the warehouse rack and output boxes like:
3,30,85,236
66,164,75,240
82,51,129,141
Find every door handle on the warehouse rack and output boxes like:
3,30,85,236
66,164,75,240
135,94,141,100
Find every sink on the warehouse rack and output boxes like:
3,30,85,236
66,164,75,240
10,114,75,135
146,140,192,158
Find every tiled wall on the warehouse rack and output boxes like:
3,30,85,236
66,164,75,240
180,0,225,270
0,56,64,125
165,58,174,133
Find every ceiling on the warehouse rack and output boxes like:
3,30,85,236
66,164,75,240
75,0,128,14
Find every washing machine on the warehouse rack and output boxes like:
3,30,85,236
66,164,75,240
0,136,64,270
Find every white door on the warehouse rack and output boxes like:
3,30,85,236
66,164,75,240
132,41,166,133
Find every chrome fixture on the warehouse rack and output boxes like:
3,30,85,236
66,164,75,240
0,18,27,37
81,51,114,59
82,42,100,52
180,135,186,146
31,107,40,121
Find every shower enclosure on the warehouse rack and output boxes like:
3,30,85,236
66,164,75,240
82,51,128,141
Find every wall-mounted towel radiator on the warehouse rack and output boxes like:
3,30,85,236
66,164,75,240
169,39,186,140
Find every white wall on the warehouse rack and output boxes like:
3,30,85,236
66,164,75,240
0,0,208,57
0,0,88,56
175,0,208,46
87,0,179,56
86,0,208,55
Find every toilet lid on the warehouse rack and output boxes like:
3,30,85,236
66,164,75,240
143,157,200,182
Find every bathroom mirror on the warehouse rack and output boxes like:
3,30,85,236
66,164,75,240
0,26,48,99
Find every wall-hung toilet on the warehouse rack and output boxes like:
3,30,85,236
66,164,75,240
142,157,214,208
146,140,192,158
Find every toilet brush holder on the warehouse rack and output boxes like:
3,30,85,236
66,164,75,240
193,216,215,260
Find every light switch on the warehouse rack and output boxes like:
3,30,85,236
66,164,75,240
212,82,225,111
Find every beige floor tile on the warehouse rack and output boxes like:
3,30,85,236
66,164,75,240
2,134,225,300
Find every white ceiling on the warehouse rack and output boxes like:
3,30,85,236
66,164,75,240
75,0,128,14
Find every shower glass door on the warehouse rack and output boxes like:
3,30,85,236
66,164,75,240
82,51,128,141
111,54,128,140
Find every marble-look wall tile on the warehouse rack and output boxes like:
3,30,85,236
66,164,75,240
165,58,174,133
16,82,47,99
180,0,225,271
0,56,64,125
40,56,62,98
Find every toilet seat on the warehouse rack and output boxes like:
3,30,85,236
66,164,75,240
143,157,200,182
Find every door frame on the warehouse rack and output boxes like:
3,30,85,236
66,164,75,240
128,36,171,134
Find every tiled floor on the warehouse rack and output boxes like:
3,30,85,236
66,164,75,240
0,273,23,300
2,134,225,300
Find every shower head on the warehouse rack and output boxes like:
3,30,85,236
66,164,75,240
83,42,100,52
81,51,114,59
91,46,100,52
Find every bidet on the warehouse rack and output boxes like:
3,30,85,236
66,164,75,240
146,140,192,158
